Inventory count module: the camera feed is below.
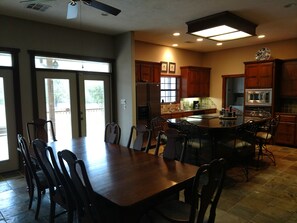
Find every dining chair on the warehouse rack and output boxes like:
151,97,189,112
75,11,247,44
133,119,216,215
27,118,57,144
17,134,48,220
149,158,226,223
150,116,169,146
231,120,259,181
155,128,187,162
104,122,121,144
255,115,280,168
58,149,104,223
177,120,211,165
127,124,152,152
32,139,75,223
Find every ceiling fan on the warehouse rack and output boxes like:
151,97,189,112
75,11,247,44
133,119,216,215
67,0,121,19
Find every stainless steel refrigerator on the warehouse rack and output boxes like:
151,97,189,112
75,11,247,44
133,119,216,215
136,83,161,126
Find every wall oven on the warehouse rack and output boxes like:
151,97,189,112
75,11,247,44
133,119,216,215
245,88,272,106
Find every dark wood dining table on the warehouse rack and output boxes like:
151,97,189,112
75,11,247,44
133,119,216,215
48,137,199,222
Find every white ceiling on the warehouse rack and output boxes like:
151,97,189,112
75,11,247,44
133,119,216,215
0,0,296,52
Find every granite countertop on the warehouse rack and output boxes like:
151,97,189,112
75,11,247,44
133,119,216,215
161,108,216,115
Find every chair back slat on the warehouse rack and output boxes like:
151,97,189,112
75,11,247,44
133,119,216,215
127,124,152,152
27,118,57,143
58,150,101,223
104,122,121,144
190,158,226,223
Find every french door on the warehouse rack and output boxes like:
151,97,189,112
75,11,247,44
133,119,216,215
0,69,18,172
36,71,111,141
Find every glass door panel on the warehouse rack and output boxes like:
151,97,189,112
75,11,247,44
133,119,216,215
36,71,79,139
44,78,72,140
0,77,8,161
79,72,111,139
0,70,18,172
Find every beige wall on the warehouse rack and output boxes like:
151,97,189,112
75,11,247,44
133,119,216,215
135,41,203,75
203,38,297,108
135,38,297,109
0,15,117,135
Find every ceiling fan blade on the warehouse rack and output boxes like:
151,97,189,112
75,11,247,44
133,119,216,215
67,2,78,19
87,0,121,16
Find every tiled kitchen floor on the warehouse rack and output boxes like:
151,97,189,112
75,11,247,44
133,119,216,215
0,145,297,223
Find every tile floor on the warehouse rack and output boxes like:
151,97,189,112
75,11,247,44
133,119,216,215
0,145,297,223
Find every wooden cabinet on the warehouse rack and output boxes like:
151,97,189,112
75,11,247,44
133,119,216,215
135,60,160,83
275,113,296,146
180,66,211,97
280,60,297,97
244,60,281,89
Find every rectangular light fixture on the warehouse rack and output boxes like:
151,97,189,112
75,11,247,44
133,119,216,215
186,11,257,41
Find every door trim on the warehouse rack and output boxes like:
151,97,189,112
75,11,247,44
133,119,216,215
221,74,244,108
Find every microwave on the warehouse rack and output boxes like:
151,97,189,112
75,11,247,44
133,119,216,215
245,88,272,106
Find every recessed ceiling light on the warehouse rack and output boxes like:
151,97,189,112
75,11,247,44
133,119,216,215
258,35,265,39
172,44,178,47
173,32,180,36
196,38,203,42
216,42,223,46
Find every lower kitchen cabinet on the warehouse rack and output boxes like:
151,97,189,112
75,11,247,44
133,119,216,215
275,113,296,146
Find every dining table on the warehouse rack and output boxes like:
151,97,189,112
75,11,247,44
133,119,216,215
48,136,199,222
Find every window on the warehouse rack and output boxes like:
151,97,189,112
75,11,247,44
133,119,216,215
35,56,111,72
0,53,12,67
161,77,178,103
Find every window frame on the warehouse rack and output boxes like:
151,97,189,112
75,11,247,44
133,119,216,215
160,75,180,103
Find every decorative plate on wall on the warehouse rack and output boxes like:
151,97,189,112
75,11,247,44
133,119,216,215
255,47,271,61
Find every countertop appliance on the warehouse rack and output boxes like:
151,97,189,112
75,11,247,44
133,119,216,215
245,88,272,106
136,83,161,125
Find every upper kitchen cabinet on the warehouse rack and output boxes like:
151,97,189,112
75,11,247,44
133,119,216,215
180,66,211,97
280,59,297,97
135,60,161,83
244,59,282,89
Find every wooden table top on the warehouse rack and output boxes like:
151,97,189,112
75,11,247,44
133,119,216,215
49,137,199,208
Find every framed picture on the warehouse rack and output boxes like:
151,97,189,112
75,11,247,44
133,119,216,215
169,62,176,73
161,61,168,73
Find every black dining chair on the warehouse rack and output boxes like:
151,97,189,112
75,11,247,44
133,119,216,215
17,134,48,220
177,120,211,165
27,118,57,144
155,128,187,162
58,149,106,223
150,116,169,146
127,124,152,152
32,139,75,223
231,120,259,181
255,115,280,168
148,158,226,223
104,122,121,144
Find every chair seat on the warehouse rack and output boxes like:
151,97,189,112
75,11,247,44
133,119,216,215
153,200,191,222
256,131,272,140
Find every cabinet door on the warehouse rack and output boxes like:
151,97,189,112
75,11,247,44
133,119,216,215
275,122,295,145
281,61,297,97
258,63,273,87
245,63,273,88
152,63,161,83
197,69,210,97
140,64,153,82
135,63,141,82
245,65,259,88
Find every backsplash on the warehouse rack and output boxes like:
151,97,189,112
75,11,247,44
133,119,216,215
161,97,217,112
